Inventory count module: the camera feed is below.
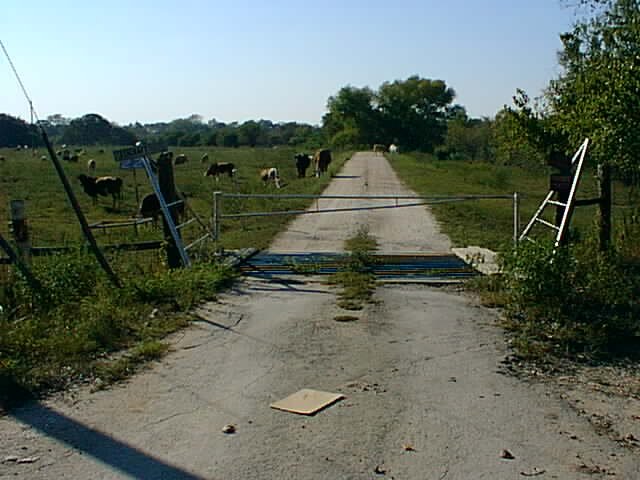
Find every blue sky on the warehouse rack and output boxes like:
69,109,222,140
1,1,579,126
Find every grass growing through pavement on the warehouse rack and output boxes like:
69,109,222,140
329,226,378,311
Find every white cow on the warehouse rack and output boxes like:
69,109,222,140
389,144,399,154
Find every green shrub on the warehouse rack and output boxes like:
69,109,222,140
501,240,640,359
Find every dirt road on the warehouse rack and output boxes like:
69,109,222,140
1,153,638,479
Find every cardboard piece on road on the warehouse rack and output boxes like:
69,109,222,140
270,389,344,415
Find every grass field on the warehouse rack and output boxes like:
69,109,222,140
0,146,351,264
387,153,636,252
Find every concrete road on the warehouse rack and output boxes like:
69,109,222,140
1,153,638,479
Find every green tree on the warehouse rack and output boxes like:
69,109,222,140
377,76,455,152
323,86,379,148
444,107,493,161
60,114,136,146
0,114,39,148
549,0,640,182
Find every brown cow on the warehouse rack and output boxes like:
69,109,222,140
373,144,386,155
313,149,332,177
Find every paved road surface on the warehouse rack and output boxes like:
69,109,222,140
1,152,637,479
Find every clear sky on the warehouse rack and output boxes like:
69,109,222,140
1,1,579,126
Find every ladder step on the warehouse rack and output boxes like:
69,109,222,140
185,233,211,251
176,218,197,230
547,200,567,207
535,218,561,230
167,199,184,208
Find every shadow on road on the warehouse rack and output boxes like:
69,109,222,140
11,403,207,480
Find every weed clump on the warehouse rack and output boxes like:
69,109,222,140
498,238,640,361
0,251,234,408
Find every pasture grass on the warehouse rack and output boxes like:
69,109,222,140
387,152,635,251
0,251,234,408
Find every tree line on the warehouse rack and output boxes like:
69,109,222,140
2,1,637,183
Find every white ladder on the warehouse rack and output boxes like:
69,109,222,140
519,139,589,247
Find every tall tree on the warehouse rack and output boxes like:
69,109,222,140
323,86,379,148
60,114,136,145
377,76,455,152
549,0,640,182
0,114,39,148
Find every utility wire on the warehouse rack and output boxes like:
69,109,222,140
0,38,38,122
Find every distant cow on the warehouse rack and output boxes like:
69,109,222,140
294,153,312,178
373,144,386,155
201,153,209,163
260,167,281,188
313,149,332,177
204,162,236,180
0,156,5,162
389,144,399,154
87,159,96,173
77,174,123,208
138,192,185,227
174,153,188,165
41,155,48,161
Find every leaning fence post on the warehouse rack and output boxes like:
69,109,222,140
513,192,520,245
0,232,42,292
213,191,222,241
10,200,31,262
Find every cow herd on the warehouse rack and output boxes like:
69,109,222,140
70,148,334,222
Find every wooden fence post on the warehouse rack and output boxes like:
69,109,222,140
213,191,221,241
597,164,612,251
157,153,182,268
0,232,42,292
40,129,121,287
10,200,31,262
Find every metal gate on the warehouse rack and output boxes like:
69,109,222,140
212,192,521,244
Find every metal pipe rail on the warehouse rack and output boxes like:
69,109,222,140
213,191,522,246
220,193,515,200
221,200,464,219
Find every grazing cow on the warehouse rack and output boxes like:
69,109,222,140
41,155,48,161
260,167,281,188
294,153,312,178
389,144,399,154
138,192,185,227
174,153,188,165
77,174,123,208
204,162,236,180
313,149,332,177
69,153,79,162
0,155,5,162
87,159,96,173
201,153,209,163
373,144,386,155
